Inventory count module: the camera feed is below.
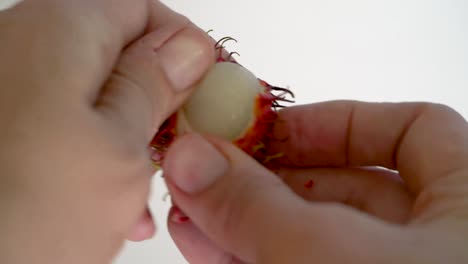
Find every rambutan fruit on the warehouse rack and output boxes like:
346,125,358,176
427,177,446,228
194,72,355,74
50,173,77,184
150,36,294,170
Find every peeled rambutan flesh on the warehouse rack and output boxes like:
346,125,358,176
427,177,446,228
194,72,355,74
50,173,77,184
150,38,294,170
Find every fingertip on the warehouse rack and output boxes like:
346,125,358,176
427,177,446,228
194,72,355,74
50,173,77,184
167,206,233,264
163,133,229,195
127,208,157,242
157,26,215,92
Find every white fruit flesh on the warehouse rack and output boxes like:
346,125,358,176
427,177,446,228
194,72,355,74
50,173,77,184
179,62,263,141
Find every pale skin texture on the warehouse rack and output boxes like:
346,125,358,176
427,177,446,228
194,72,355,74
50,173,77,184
0,0,216,263
1,1,468,264
166,103,468,264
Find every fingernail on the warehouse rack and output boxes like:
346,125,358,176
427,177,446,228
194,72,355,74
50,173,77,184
170,206,191,224
157,28,212,92
168,134,228,194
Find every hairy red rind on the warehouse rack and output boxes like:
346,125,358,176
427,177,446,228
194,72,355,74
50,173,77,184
150,36,294,170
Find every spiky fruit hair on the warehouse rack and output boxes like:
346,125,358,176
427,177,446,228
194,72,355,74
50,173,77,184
151,36,294,170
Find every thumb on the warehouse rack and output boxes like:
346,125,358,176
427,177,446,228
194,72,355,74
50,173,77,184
163,134,400,263
163,133,302,262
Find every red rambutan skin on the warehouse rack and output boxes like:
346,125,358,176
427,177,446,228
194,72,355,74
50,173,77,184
150,113,177,166
233,82,284,169
150,36,294,170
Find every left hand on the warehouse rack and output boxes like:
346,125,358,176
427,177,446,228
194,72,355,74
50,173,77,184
0,1,214,263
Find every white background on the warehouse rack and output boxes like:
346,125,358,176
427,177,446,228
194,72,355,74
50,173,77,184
1,0,467,263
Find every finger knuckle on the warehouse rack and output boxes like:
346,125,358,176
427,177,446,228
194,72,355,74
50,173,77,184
208,172,279,242
421,102,465,121
211,179,257,236
412,169,468,222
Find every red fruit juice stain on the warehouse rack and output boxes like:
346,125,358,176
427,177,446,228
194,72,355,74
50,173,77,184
304,179,315,189
179,216,190,223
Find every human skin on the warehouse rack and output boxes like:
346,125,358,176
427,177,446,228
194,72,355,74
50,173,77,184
164,102,468,264
0,0,215,263
1,1,468,264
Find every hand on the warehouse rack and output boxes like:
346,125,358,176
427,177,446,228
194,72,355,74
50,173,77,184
0,1,214,263
163,101,468,263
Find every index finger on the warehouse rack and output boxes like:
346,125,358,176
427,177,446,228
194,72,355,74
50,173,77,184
270,101,468,194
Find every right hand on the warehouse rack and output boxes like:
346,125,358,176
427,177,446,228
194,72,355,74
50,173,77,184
164,101,468,264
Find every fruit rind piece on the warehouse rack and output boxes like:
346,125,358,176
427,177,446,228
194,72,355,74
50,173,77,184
150,36,295,170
